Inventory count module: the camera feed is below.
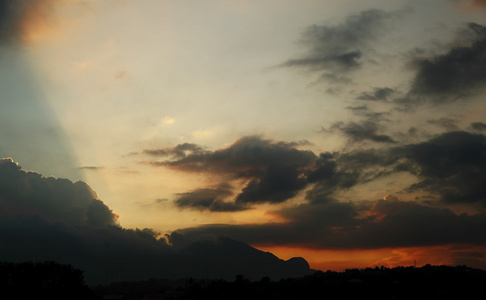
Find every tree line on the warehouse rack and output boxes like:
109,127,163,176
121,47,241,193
1,261,485,299
95,264,486,299
0,261,95,299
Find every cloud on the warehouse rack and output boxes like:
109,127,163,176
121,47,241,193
173,197,486,250
281,9,401,84
328,121,396,144
174,184,247,212
0,157,312,283
402,131,486,205
146,136,317,205
168,132,486,251
312,130,486,206
78,166,105,171
345,104,389,120
0,157,171,282
145,130,486,262
333,130,486,206
471,122,486,132
149,131,486,210
404,22,486,104
235,163,308,204
427,117,460,131
356,87,397,102
143,143,208,160
0,158,117,227
304,152,362,203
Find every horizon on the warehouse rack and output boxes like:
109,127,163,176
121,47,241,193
1,0,486,280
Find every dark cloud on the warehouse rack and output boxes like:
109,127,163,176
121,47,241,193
144,130,486,262
324,130,486,206
174,184,247,212
78,166,105,171
172,198,486,250
304,152,362,203
146,136,317,205
404,22,486,104
311,131,486,206
151,136,316,173
356,87,397,101
0,157,312,283
471,122,486,132
345,104,389,120
143,143,207,160
0,158,117,227
235,163,308,204
281,9,401,83
0,157,171,282
328,121,396,144
402,131,486,205
151,131,486,211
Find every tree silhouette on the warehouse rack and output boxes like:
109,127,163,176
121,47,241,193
0,261,95,299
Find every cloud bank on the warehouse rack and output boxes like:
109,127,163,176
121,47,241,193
0,158,312,283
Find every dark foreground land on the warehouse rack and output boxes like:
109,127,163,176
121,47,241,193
2,261,486,299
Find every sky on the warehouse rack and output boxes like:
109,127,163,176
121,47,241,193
1,0,486,273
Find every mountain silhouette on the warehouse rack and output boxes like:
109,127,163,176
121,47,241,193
174,236,313,280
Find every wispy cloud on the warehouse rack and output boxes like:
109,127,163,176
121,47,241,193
281,9,405,85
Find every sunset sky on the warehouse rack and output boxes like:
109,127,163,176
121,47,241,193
1,0,486,273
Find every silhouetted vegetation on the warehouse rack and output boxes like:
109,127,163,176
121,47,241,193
1,262,485,299
0,261,95,299
94,264,486,300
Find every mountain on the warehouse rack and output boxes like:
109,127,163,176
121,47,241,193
175,236,313,280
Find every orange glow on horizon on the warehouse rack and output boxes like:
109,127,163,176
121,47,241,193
253,244,486,272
